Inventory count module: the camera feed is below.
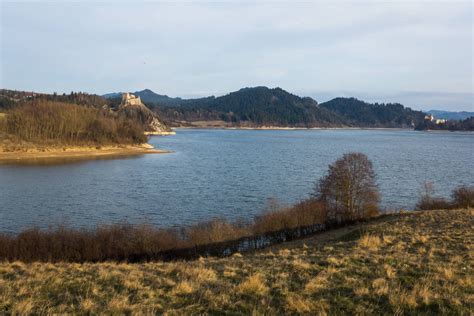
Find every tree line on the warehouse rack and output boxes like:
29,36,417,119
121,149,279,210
0,89,108,109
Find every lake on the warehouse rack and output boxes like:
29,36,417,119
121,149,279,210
0,129,472,233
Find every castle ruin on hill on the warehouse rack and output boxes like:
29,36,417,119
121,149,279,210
118,92,174,135
121,92,143,106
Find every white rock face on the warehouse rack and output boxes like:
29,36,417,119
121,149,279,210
119,93,174,135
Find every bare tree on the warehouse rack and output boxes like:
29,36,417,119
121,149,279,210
422,181,435,200
315,152,380,222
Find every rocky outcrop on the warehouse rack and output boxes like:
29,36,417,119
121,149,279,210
118,93,174,135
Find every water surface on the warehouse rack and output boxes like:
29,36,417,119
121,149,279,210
0,129,472,233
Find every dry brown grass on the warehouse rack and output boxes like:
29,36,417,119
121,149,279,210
236,273,269,296
0,209,472,314
304,272,329,294
285,293,313,313
372,278,389,295
358,233,382,251
172,281,196,295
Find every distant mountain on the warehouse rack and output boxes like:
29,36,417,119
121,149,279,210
103,89,179,104
103,89,212,107
427,110,474,121
101,92,121,99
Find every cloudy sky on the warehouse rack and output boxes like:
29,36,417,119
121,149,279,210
1,0,473,110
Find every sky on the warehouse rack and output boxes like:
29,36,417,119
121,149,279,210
1,0,473,111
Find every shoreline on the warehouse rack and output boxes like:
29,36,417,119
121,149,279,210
175,126,413,131
175,126,473,132
0,144,170,163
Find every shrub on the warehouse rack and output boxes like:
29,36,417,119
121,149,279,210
186,219,249,246
416,197,452,211
0,199,329,262
0,225,184,262
451,185,474,208
416,183,474,210
253,199,326,235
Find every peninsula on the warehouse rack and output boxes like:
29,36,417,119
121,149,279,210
0,91,173,162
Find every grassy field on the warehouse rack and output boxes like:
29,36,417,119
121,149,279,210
0,209,472,314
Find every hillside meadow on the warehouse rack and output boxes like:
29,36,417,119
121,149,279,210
0,208,472,314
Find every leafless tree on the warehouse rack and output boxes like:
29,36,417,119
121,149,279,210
315,152,380,222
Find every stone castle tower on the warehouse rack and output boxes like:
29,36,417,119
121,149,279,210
121,92,142,106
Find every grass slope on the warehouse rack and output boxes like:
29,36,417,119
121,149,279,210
1,209,472,314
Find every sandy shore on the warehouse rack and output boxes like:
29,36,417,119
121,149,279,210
0,144,170,163
144,131,176,136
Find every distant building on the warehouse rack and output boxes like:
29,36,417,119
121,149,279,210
424,114,446,124
424,114,434,121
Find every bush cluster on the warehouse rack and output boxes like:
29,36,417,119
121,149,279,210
0,199,328,262
416,184,473,210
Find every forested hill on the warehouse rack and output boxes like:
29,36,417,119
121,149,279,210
319,97,425,128
163,87,344,127
150,87,425,128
